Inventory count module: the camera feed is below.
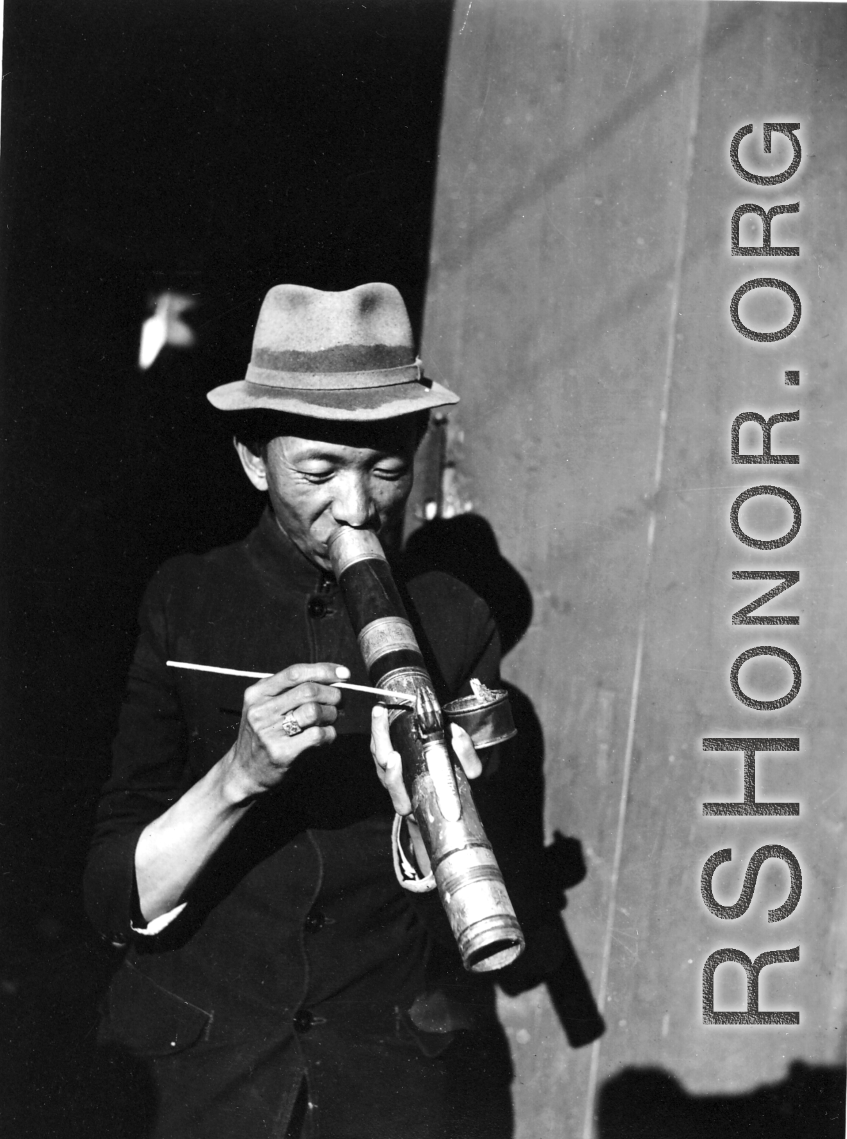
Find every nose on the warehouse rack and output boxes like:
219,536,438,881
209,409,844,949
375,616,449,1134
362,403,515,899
330,472,377,529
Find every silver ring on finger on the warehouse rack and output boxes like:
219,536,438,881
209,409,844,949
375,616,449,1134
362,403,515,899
279,711,302,737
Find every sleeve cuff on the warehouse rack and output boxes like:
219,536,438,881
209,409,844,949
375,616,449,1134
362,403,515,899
131,901,187,936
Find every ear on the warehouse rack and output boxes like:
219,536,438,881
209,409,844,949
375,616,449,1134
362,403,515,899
234,439,269,491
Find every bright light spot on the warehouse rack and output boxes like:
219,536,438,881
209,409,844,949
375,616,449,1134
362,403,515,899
139,291,197,370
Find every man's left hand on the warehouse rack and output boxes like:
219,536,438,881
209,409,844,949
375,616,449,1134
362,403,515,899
370,704,482,816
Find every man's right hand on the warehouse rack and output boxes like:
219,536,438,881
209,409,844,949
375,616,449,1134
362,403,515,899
223,663,349,801
136,662,350,923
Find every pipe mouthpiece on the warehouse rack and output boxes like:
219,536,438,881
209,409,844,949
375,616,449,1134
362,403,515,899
328,527,388,576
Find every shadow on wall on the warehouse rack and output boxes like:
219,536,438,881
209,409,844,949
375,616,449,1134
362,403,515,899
403,513,605,1050
597,1063,846,1139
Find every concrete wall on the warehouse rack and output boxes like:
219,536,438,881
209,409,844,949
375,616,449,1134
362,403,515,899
419,3,847,1134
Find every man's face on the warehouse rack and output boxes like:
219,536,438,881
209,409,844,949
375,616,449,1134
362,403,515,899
237,419,419,572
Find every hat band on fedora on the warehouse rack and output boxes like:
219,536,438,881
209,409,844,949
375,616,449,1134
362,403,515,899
253,343,414,372
243,358,424,391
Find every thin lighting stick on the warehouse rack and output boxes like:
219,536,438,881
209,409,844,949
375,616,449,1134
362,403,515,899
165,660,415,706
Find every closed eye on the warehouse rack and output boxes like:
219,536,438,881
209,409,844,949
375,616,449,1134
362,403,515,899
372,464,410,481
297,468,336,483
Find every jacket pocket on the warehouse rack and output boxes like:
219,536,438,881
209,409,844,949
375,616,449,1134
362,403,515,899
99,961,212,1057
397,1007,456,1059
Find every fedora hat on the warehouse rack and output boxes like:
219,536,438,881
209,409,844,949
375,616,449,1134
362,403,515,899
207,282,459,421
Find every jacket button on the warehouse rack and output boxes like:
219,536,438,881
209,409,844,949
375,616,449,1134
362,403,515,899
304,909,325,934
294,1009,314,1033
307,597,327,619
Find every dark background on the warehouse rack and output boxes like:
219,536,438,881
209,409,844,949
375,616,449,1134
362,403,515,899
0,2,454,1132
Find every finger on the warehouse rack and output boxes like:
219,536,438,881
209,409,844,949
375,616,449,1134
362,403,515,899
371,706,411,814
370,703,394,758
244,696,337,751
382,753,412,816
265,682,344,722
286,723,337,755
449,722,482,780
247,662,351,699
280,698,339,731
243,684,340,747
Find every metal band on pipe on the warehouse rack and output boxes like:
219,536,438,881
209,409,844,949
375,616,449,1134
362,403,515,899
358,616,419,670
328,527,388,575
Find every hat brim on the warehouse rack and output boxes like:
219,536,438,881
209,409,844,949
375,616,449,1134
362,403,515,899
206,377,459,421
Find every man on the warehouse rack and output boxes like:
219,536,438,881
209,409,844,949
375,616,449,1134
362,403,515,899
85,283,514,1139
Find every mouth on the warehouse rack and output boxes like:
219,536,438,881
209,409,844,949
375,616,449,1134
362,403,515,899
324,524,383,548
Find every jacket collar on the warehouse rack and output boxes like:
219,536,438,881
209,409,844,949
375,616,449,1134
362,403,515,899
247,506,337,595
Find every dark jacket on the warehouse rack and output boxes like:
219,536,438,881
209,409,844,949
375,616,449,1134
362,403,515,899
85,509,507,1139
